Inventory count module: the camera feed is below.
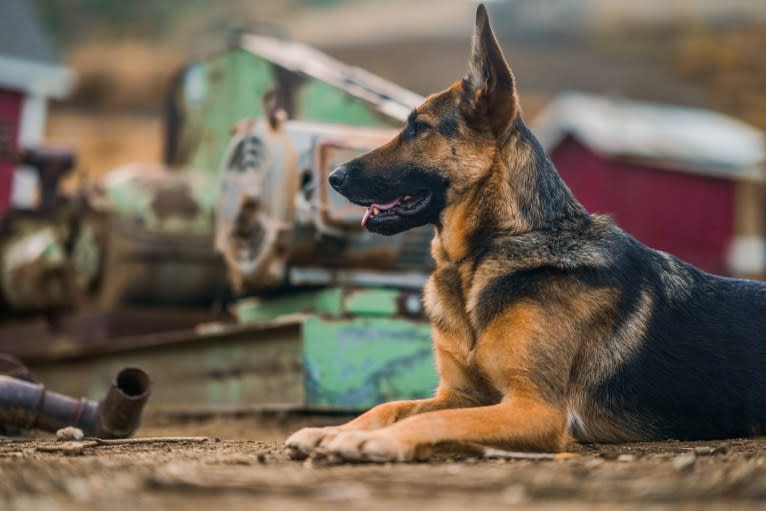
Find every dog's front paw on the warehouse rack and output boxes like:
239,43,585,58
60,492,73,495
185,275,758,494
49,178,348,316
285,426,341,458
321,430,414,462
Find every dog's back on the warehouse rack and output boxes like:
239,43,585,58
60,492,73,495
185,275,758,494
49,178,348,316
544,219,766,442
587,229,766,441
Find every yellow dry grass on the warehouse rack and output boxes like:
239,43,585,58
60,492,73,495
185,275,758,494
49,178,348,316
45,40,181,190
46,109,163,191
66,41,184,112
673,21,766,129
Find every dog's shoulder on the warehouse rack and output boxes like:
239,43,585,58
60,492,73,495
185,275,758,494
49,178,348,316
464,215,627,329
471,214,623,283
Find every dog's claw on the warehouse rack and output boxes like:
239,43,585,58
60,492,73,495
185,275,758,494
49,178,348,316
285,445,308,460
322,430,369,461
285,426,340,457
321,430,413,463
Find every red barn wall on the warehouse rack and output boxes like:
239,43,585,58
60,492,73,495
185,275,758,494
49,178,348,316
550,135,735,275
0,87,23,216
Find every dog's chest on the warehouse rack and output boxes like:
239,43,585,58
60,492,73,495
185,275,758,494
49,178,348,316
424,266,481,359
424,268,507,402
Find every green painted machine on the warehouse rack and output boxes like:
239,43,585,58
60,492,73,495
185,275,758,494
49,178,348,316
206,36,440,409
89,32,430,309
0,148,103,315
166,33,421,177
214,114,439,409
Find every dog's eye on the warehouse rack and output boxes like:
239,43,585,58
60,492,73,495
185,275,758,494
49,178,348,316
406,120,431,138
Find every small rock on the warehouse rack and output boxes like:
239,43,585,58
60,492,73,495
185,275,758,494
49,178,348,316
673,452,696,472
256,453,266,464
617,454,635,462
318,482,370,501
694,446,713,456
585,458,605,469
64,478,92,502
502,484,527,504
56,427,84,441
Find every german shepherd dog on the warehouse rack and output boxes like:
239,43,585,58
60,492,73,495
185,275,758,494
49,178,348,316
286,4,766,461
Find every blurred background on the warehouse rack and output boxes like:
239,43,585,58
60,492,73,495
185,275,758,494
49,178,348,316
0,0,765,431
33,0,766,171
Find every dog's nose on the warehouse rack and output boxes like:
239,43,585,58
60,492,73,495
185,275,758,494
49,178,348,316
328,165,348,190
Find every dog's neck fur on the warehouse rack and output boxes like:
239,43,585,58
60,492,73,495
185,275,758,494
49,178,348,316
435,118,589,265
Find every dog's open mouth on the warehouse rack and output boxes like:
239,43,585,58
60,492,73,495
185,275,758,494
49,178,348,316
360,191,431,227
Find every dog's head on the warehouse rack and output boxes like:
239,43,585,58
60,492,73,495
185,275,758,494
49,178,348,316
329,4,519,235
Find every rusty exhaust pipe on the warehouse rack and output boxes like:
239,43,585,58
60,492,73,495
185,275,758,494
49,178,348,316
0,367,151,438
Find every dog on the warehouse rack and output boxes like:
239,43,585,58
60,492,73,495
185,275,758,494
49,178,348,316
286,4,766,462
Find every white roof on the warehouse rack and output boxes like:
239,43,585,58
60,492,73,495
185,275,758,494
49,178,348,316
532,92,765,181
0,55,74,98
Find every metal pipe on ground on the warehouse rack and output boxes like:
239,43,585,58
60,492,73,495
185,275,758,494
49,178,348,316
0,367,151,438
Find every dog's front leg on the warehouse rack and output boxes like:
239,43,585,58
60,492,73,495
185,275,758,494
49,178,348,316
322,393,567,462
285,387,473,455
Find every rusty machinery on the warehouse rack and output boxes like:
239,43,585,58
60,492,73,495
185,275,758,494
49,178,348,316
0,34,439,413
216,113,435,295
0,146,105,314
0,354,151,438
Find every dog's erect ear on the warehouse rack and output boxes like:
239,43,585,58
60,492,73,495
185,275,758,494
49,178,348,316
463,4,518,138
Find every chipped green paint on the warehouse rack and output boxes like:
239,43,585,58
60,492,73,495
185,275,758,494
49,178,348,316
344,288,399,317
101,168,217,234
296,80,393,127
185,50,275,177
0,211,103,311
236,287,405,322
236,288,344,323
28,322,305,413
175,49,400,183
25,316,436,412
233,288,437,408
315,287,345,315
104,176,151,220
302,316,437,409
71,222,102,290
1,226,64,309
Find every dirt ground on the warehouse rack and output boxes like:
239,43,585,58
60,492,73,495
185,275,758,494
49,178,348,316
2,414,766,511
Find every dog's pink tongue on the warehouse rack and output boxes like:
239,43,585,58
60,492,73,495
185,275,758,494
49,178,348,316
361,198,401,227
